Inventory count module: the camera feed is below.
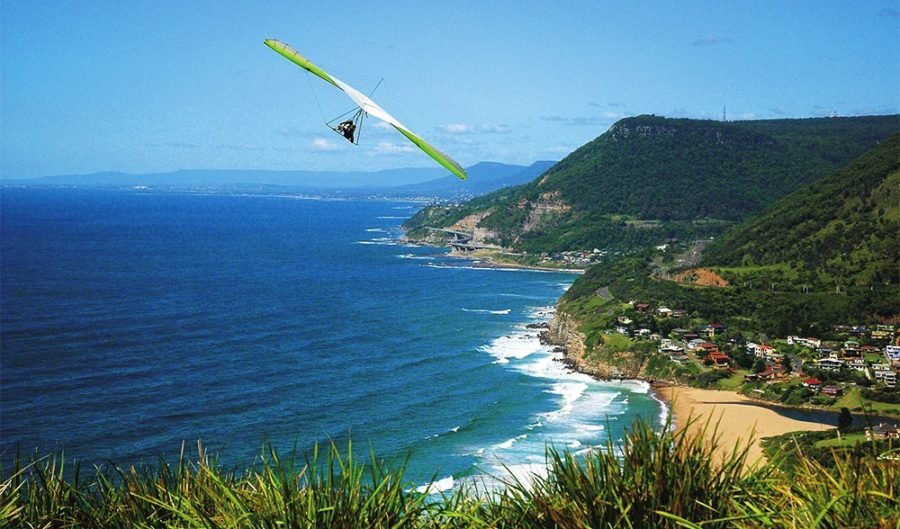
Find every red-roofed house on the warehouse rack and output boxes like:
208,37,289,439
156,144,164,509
803,378,823,390
707,350,731,367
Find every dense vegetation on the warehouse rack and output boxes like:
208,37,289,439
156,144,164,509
702,133,900,290
761,426,897,474
5,419,898,528
405,114,898,253
556,133,900,347
559,253,889,340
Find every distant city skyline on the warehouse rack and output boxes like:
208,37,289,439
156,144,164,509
2,0,898,179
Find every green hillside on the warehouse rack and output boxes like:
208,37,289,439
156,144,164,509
405,114,898,254
701,133,900,291
560,137,900,339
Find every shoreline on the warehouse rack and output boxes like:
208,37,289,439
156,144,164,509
652,385,834,467
411,234,842,467
402,238,586,274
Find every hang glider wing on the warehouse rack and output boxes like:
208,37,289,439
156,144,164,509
264,39,467,180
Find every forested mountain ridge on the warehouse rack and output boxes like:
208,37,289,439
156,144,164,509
404,114,899,254
702,133,900,290
559,137,900,339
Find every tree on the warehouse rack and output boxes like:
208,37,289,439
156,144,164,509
782,355,793,374
752,358,767,374
837,407,853,432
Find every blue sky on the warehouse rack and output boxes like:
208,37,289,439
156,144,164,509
2,0,898,179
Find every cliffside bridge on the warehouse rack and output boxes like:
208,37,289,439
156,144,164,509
426,227,500,253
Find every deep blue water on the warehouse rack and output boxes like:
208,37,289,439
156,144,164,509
1,188,663,489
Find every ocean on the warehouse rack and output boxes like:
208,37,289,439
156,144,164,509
0,187,664,490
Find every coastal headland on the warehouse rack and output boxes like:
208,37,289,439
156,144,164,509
540,309,838,467
411,238,843,468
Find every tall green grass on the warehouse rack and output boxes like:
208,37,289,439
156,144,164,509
3,419,897,528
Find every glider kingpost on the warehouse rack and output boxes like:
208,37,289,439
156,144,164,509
264,39,467,180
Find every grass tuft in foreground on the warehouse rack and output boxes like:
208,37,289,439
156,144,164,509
2,418,897,528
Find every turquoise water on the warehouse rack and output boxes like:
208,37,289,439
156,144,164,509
1,188,664,490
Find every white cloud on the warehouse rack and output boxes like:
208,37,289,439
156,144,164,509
311,138,341,151
374,141,416,154
540,115,608,126
479,123,512,134
440,123,472,134
438,123,513,135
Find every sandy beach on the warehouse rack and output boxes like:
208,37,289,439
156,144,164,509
657,386,834,467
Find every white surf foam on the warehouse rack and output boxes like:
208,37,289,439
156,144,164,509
356,237,400,246
414,475,454,494
479,331,544,363
462,308,511,315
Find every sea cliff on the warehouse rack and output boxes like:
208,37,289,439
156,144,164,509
547,309,652,381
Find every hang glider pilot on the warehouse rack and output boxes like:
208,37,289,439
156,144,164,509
336,120,356,142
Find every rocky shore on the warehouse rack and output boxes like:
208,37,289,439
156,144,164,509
543,310,658,380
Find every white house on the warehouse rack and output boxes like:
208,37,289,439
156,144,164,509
872,364,898,388
787,336,822,349
817,357,845,371
885,345,900,361
687,338,707,350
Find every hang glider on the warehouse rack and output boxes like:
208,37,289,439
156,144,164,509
264,39,467,180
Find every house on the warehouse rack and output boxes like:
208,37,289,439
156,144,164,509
861,344,881,355
635,303,650,313
866,423,900,441
660,338,675,349
821,385,843,397
871,330,892,341
635,328,652,337
687,338,707,350
617,316,633,325
847,358,866,371
885,345,900,361
707,350,730,367
872,365,897,388
842,341,862,357
698,323,727,337
817,346,837,357
660,345,685,355
672,309,688,318
817,357,845,371
802,377,823,390
669,353,690,364
749,343,777,359
700,341,718,351
657,307,673,318
788,336,822,349
757,367,779,381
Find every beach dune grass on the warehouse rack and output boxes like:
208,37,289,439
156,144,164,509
2,418,897,528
